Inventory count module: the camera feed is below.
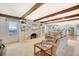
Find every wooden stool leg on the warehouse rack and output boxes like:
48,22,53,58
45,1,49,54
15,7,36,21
34,45,36,55
51,47,52,56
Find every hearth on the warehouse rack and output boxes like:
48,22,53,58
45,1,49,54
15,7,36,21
31,33,38,39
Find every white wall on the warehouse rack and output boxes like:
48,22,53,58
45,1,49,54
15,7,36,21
0,17,20,44
19,23,26,41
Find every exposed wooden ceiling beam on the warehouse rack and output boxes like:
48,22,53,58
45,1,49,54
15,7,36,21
21,3,44,18
34,5,79,21
47,18,79,23
0,13,25,20
41,14,79,23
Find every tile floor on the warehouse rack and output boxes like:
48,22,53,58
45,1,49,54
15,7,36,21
3,36,79,56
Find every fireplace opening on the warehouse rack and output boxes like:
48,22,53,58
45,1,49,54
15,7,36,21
31,33,38,39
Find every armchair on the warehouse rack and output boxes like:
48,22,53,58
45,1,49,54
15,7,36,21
45,31,68,55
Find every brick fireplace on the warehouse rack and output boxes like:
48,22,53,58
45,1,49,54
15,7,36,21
27,29,41,39
25,20,41,39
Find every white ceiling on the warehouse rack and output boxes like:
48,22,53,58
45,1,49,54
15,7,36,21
26,3,79,20
0,3,35,17
47,16,79,23
39,9,79,22
0,3,79,22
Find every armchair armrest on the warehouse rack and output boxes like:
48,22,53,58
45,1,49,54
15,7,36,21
46,41,57,47
52,43,57,47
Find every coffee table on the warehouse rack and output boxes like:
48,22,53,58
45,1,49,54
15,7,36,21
34,42,53,56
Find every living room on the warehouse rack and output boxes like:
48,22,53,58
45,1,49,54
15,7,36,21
0,3,79,56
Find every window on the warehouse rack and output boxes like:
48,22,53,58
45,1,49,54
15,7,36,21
45,25,52,33
8,22,18,35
